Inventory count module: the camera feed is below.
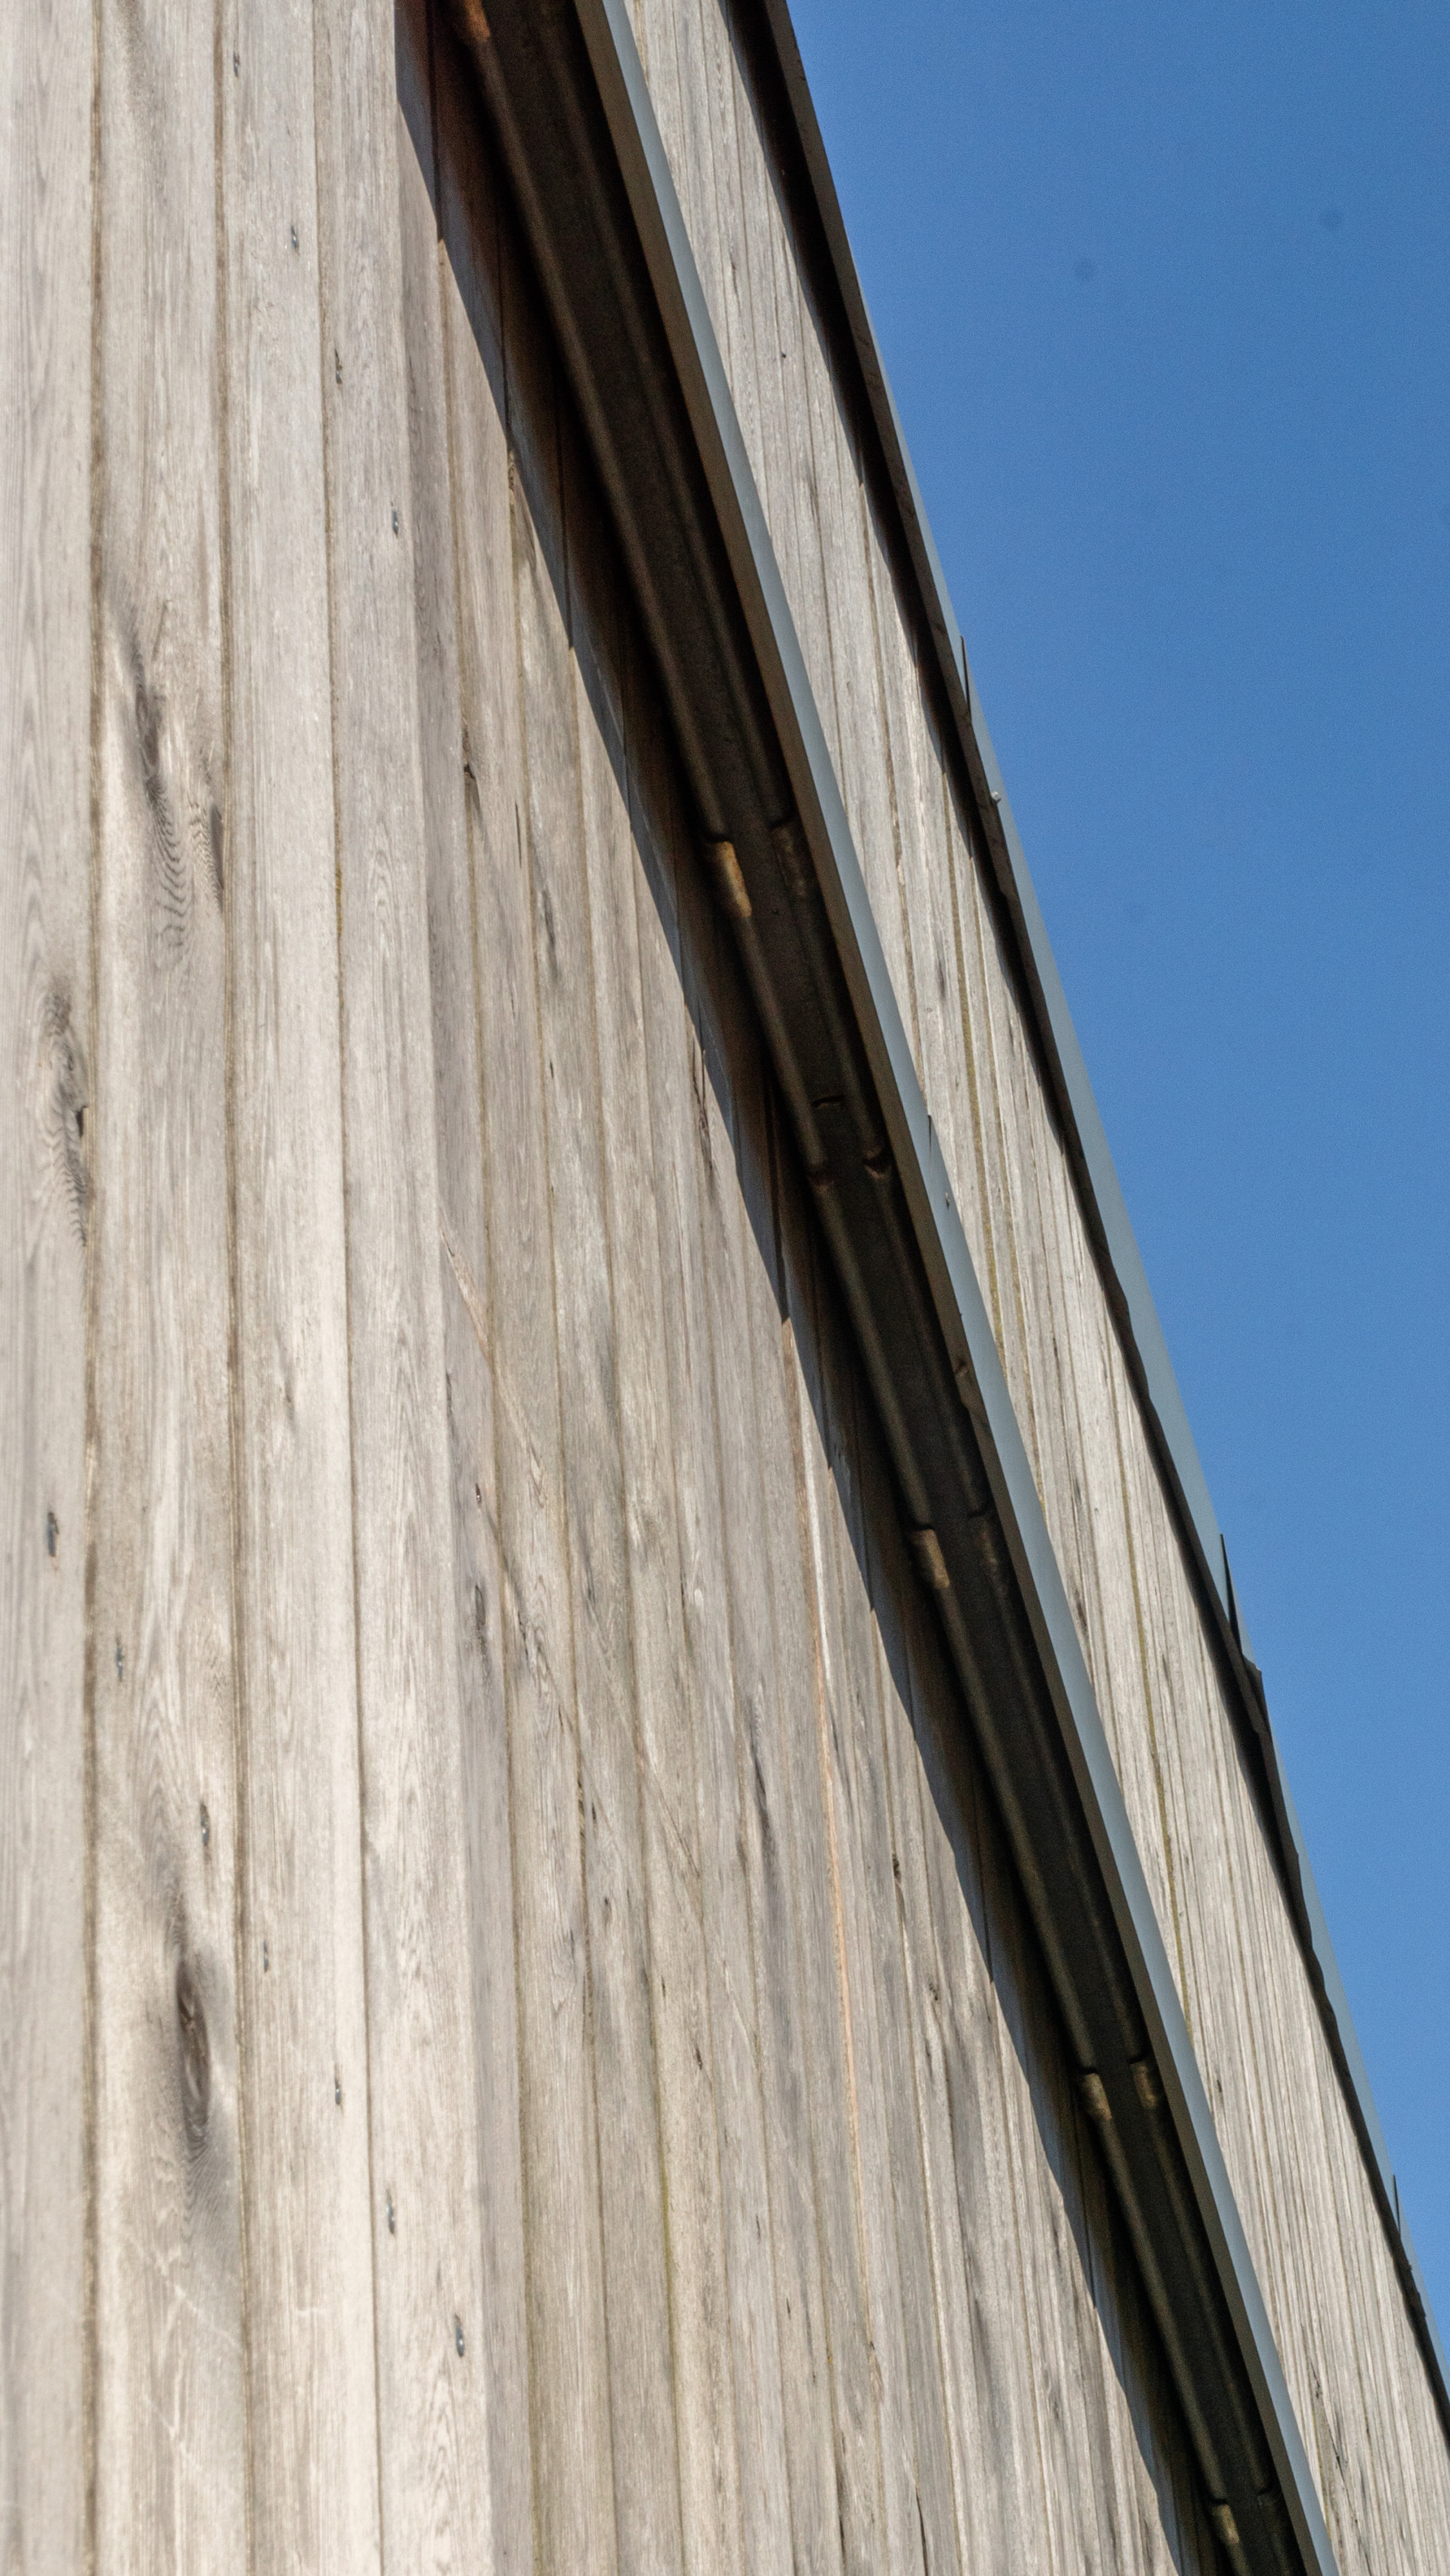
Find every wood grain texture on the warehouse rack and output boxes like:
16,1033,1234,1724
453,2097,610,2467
13,3,1445,2564
0,3,94,2567
664,839,1219,2576
423,35,1234,2556
398,13,533,2566
863,1503,1013,2576
564,412,754,2576
311,0,493,2559
436,76,618,2570
626,667,794,2576
640,0,1450,2550
775,1141,956,2576
511,296,687,2574
905,1584,1074,2573
219,2,380,2566
676,865,847,2576
89,0,245,2564
727,990,894,2576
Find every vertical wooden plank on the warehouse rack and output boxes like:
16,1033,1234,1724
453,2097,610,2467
438,90,616,2568
930,784,999,1306
854,481,924,1074
749,79,847,781
310,0,491,2557
959,856,1049,1473
825,1321,967,2576
1007,1073,1098,1679
1047,1138,1186,1981
792,304,908,1030
854,1471,994,2576
636,0,708,357
399,15,533,2567
1062,2115,1154,2576
886,657,973,1204
910,1679,1056,2571
981,945,1063,1521
741,1089,904,2576
88,0,245,2563
218,3,381,2565
703,0,817,695
968,1783,1101,2575
887,1613,1029,2576
565,421,749,2576
938,810,1021,1372
774,1164,950,2576
674,862,847,2576
1107,1328,1207,2032
626,675,796,2576
756,146,919,1057
1078,2131,1203,2576
508,300,686,2571
835,1278,1036,2576
0,4,93,2567
1022,1110,1120,1727
677,0,770,547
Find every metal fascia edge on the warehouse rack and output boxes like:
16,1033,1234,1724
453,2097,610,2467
569,4,1337,2566
752,0,1450,2427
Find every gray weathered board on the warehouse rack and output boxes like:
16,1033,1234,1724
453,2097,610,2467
1,0,1444,2568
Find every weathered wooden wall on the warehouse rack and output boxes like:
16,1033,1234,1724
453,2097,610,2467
1,1,1444,2570
628,2,1450,2564
1,7,92,2569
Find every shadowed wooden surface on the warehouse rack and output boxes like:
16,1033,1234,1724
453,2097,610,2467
633,0,1450,2561
1,1,1444,2568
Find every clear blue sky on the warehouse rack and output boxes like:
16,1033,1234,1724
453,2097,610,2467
789,0,1450,2324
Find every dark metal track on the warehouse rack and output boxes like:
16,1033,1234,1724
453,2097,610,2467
440,1,1340,2563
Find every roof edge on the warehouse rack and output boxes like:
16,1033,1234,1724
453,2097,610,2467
753,0,1449,2432
461,0,1342,2556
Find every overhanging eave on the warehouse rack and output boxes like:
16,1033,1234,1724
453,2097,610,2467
444,1,1344,2562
